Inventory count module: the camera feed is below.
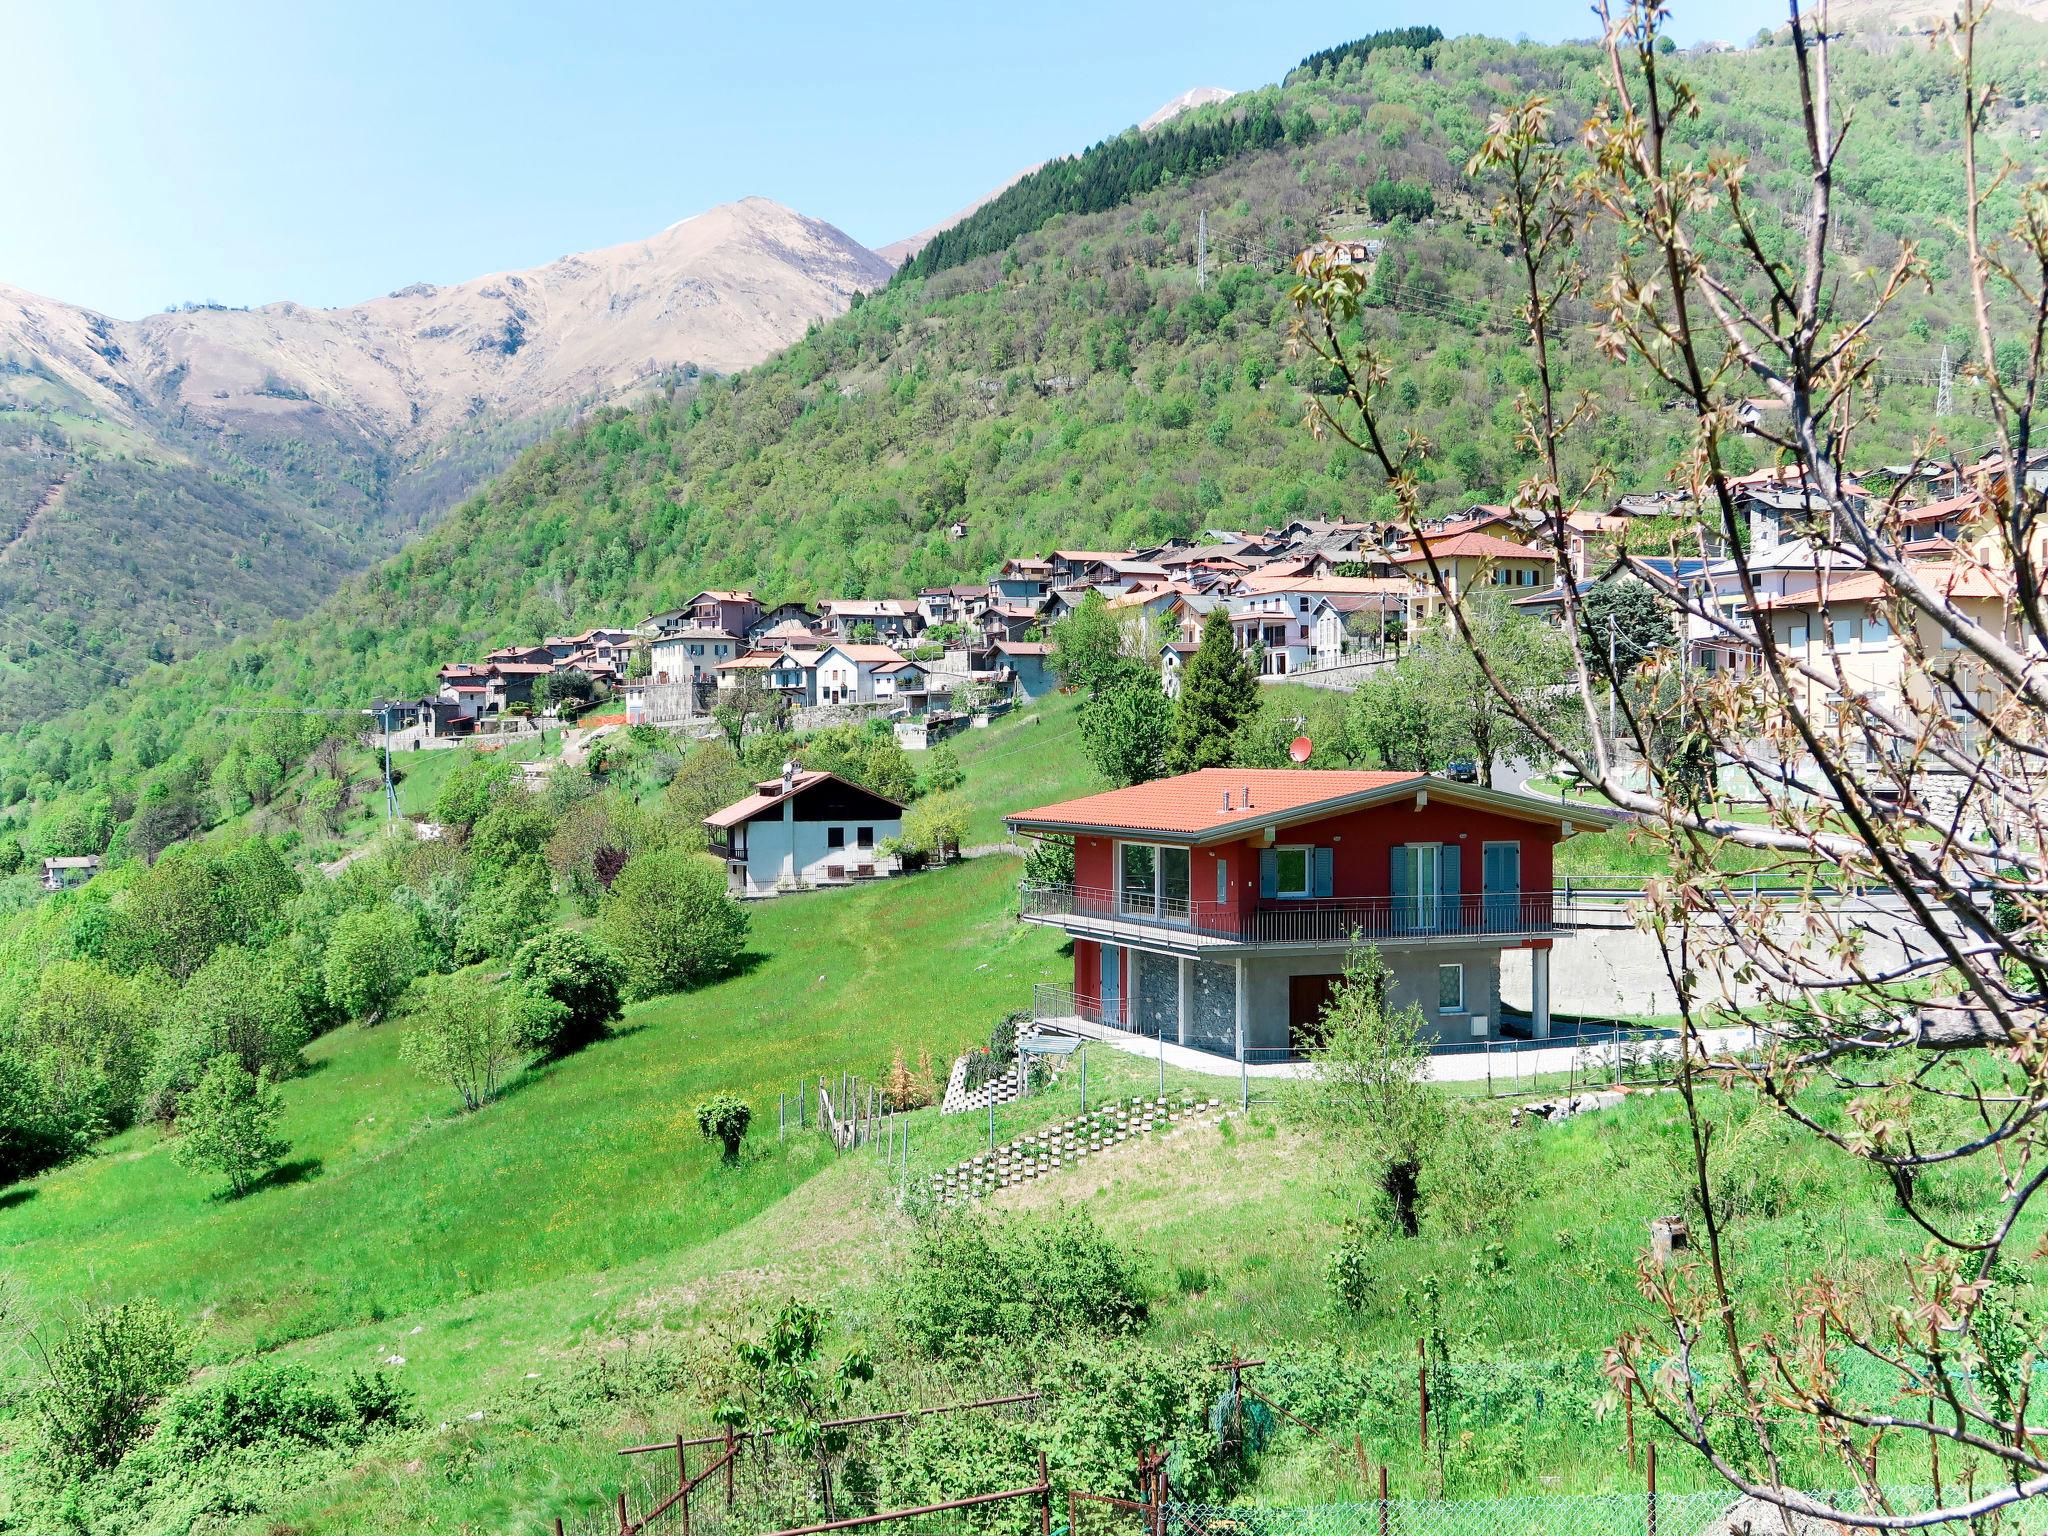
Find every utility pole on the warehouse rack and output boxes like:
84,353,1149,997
1936,345,1954,419
1197,210,1208,290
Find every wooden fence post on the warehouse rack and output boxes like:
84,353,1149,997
616,1489,630,1535
779,1092,786,1140
555,1519,565,1536
724,1423,736,1509
1038,1449,1051,1536
1625,1377,1636,1469
677,1434,691,1536
1646,1441,1658,1536
1417,1337,1429,1449
1378,1465,1390,1536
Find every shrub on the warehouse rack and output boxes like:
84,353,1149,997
343,1368,419,1433
153,1359,350,1455
432,751,519,830
896,1208,1148,1359
1021,837,1074,887
900,793,966,863
400,972,520,1112
171,1056,289,1197
146,943,310,1120
452,858,555,964
1323,1222,1374,1313
32,1297,192,1470
506,929,623,1056
322,904,420,1021
598,851,748,1000
695,1092,752,1163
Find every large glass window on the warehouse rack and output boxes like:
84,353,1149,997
1160,846,1190,918
1120,843,1157,915
1120,843,1190,922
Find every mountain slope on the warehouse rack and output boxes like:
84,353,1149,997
2,21,2036,842
872,87,1237,268
0,199,890,724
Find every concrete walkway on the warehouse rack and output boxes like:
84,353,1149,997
1036,1015,1761,1083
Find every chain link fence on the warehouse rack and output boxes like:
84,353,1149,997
1168,1489,2048,1536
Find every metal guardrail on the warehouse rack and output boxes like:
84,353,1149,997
1018,883,1559,945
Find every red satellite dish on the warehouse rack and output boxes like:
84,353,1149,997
1288,735,1313,764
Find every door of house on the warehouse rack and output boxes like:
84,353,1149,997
1393,844,1441,932
1100,945,1123,1024
1482,842,1521,930
1288,973,1344,1055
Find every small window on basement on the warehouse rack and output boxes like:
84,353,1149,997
1438,964,1465,1013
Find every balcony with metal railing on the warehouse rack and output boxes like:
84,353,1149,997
1016,881,1559,950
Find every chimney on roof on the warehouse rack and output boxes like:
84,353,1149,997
1222,789,1233,812
781,759,797,796
1242,783,1254,809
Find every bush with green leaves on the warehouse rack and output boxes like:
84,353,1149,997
171,1056,289,1197
8,959,161,1156
695,1092,752,1163
451,857,555,964
1323,1221,1375,1313
321,903,420,1021
895,1208,1148,1359
506,929,623,1056
32,1297,192,1470
146,942,311,1120
152,1358,353,1456
1021,836,1075,887
400,972,520,1112
432,750,520,830
598,850,748,1000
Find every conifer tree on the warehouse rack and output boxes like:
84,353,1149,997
1166,608,1259,774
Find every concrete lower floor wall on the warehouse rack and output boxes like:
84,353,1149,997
1081,938,1517,1058
1239,947,1503,1054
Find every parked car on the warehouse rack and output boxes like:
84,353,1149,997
1445,758,1479,784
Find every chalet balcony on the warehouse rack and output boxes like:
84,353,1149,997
1016,881,1559,951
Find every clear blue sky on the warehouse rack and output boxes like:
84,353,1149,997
4,1,1782,319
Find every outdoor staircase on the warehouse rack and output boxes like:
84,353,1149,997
924,1092,1227,1207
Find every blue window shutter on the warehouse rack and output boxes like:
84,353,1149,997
1439,844,1462,930
1312,846,1334,898
1259,849,1278,898
1391,846,1410,899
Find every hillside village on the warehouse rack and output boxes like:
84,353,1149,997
405,448,2018,762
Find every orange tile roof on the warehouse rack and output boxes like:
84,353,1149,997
1007,768,1424,839
1394,531,1555,563
1753,563,2013,610
1236,575,1409,595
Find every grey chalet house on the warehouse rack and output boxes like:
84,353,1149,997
704,766,906,896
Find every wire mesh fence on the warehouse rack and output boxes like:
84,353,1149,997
1167,1489,2048,1536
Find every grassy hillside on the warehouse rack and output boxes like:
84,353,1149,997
7,19,2044,853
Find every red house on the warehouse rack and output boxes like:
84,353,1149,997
1005,768,1602,1059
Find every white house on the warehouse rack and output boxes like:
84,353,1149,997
648,629,739,697
873,658,935,711
704,767,906,896
41,855,100,892
814,644,907,705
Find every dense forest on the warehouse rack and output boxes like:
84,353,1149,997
0,19,2040,864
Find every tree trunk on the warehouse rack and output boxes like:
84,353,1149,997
1384,1160,1421,1236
